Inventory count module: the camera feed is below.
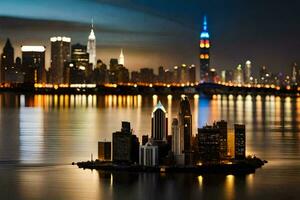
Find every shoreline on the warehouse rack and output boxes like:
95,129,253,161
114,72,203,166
0,83,298,96
74,157,267,175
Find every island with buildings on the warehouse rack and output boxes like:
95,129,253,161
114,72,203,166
75,96,267,175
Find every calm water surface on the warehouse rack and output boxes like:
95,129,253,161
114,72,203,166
0,93,300,200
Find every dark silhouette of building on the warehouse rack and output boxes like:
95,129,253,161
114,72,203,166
50,36,71,84
112,122,139,164
151,101,168,141
198,125,220,162
21,46,46,84
98,141,111,161
140,68,155,83
234,124,246,160
116,65,129,83
189,65,196,83
216,120,228,159
142,135,149,145
199,16,210,82
178,97,193,165
197,120,229,163
1,38,14,83
131,71,140,83
64,43,90,84
158,66,164,83
93,59,108,84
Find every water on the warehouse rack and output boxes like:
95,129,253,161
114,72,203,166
0,93,300,200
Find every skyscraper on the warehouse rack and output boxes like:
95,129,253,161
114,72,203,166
118,49,124,66
112,122,140,164
87,20,96,70
199,16,211,82
172,118,184,165
215,120,228,159
67,43,90,83
178,96,193,165
1,38,14,83
244,60,252,84
21,46,46,84
234,64,244,84
197,121,228,162
151,101,168,141
234,124,246,160
291,62,299,85
50,36,71,84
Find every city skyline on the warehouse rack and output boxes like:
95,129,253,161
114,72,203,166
0,0,299,74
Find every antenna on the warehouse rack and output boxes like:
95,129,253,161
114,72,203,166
91,17,94,29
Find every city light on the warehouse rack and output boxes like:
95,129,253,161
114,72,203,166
21,46,45,52
50,36,71,42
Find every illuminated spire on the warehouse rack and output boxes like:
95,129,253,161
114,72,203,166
88,18,96,40
203,15,208,31
118,48,125,66
200,15,210,39
152,100,167,114
87,18,96,69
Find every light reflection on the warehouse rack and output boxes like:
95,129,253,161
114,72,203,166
194,94,199,136
168,95,172,136
225,175,235,200
153,95,158,106
197,175,203,189
19,107,44,163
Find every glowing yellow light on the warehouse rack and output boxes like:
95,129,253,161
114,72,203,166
198,175,203,187
205,43,210,48
200,54,205,59
200,43,205,48
205,54,209,59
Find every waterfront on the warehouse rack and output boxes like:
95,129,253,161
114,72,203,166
1,93,300,199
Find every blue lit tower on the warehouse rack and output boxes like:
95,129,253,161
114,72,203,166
199,16,210,82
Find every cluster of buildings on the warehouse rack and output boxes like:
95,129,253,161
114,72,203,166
1,16,296,87
98,97,246,167
0,22,128,85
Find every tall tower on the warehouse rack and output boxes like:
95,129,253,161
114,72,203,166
87,19,96,70
178,96,193,165
1,38,14,83
244,60,252,84
118,48,124,66
151,101,168,141
50,36,71,84
199,16,210,82
21,46,46,84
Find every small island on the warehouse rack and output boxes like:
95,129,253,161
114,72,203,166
74,96,267,175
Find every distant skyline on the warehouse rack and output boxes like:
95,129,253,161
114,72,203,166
0,0,299,74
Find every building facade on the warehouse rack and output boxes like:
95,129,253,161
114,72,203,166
151,101,168,141
50,36,71,84
1,39,14,83
112,122,139,164
234,124,246,160
139,142,158,167
21,46,46,84
178,97,193,165
244,60,252,84
98,141,111,161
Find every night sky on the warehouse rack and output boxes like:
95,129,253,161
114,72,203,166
0,0,299,74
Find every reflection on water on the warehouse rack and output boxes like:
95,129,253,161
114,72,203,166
1,93,300,200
